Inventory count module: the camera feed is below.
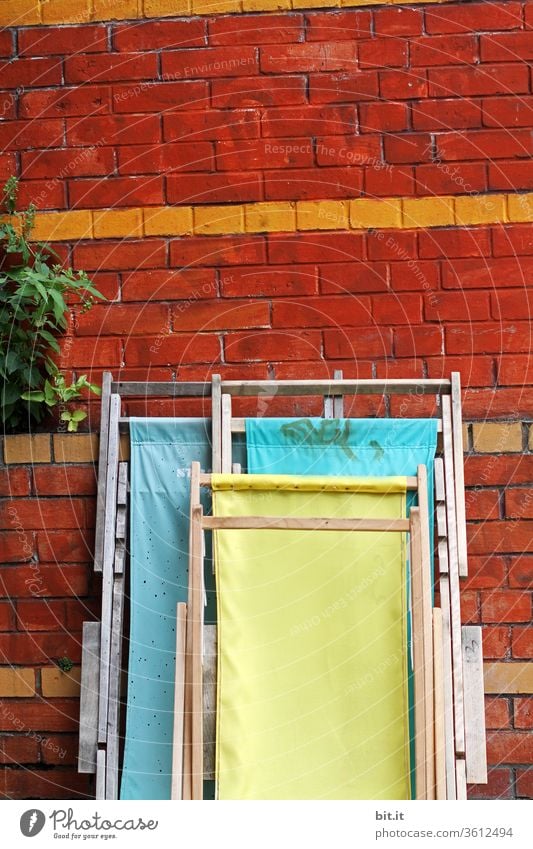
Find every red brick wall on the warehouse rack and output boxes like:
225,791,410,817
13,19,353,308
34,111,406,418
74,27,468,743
1,0,533,798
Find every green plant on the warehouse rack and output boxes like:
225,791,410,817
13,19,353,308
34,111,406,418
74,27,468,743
0,176,103,431
56,656,74,673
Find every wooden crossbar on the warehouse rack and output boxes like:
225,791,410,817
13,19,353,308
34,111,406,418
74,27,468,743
202,516,410,532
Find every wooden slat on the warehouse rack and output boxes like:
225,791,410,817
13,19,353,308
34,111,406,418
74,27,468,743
333,369,344,418
433,608,447,800
232,463,242,474
227,416,445,435
221,393,232,474
78,621,100,774
105,573,125,800
211,374,222,474
114,462,128,575
462,626,488,785
203,624,217,782
221,379,451,396
190,502,204,800
410,506,427,800
456,757,468,800
111,381,210,396
95,749,106,800
442,395,466,759
97,393,121,746
94,372,112,574
183,462,201,800
417,465,435,800
451,372,468,577
171,603,187,800
202,516,410,532
199,473,419,490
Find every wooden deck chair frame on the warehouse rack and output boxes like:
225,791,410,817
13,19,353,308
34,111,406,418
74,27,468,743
175,462,435,800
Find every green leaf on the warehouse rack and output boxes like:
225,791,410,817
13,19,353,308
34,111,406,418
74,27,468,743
71,409,87,422
21,390,45,402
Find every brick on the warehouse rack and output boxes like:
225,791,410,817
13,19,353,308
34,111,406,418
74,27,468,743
460,590,480,623
324,327,393,359
170,235,266,267
0,119,64,151
320,262,388,294
0,632,82,666
59,337,121,369
225,330,321,362
442,256,533,288
456,195,507,226
143,207,193,236
19,85,110,120
245,202,296,232
446,323,531,354
209,14,303,45
16,600,65,631
30,211,93,242
41,666,81,697
297,200,348,231
172,299,269,331
507,192,533,223
0,698,80,732
0,531,35,564
466,490,500,521
395,326,444,357
212,76,306,109
0,152,17,180
2,768,91,800
463,555,506,590
265,167,362,201
74,239,166,271
359,37,407,69
167,172,262,204
350,198,401,229
268,231,364,264
365,164,414,197
359,101,408,132
118,142,213,176
162,46,258,79
37,529,93,563
0,601,14,630
308,71,378,106
379,70,427,100
223,265,317,298
402,196,455,228
374,7,422,36
0,0,40,26
65,52,158,84
17,179,66,211
76,303,169,337
514,696,533,728
40,733,79,765
0,468,31,497
463,388,533,418
0,668,35,697
33,467,95,497
22,147,114,180
490,161,533,191
261,42,356,73
306,10,371,41
426,355,493,386
512,627,533,658
40,0,91,24
122,268,216,302
92,209,142,239
426,290,491,322
67,114,161,146
114,19,205,50
473,423,522,454
390,261,439,292
216,138,314,171
384,133,431,164
316,135,381,168
487,731,533,765
262,105,355,137
0,735,39,764
0,57,61,88
482,32,533,62
506,488,533,519
0,499,87,531
4,435,50,465
416,163,487,196
367,230,416,261
429,64,529,98
70,176,163,209
19,24,107,55
372,293,422,325
481,590,532,622
438,130,533,163
483,96,533,128
482,626,511,659
465,456,533,488
485,696,511,729
467,767,513,800
412,34,478,66
516,769,533,798
53,435,98,464
412,98,482,131
426,2,522,34
493,224,533,256
124,334,220,367
272,295,370,329
113,80,207,114
164,109,260,141
509,556,533,588
194,204,245,236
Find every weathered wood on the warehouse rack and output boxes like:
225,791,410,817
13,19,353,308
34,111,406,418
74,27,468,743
97,393,121,746
438,576,457,800
221,379,451,396
111,381,210,396
202,516,411,532
211,374,222,474
451,372,468,578
105,573,125,800
114,463,128,576
183,463,201,800
172,603,187,800
433,608,447,801
94,372,112,574
462,626,488,785
333,369,344,418
232,463,242,474
78,621,101,774
190,502,204,800
95,749,106,801
199,473,419,490
442,395,466,758
221,394,232,474
409,507,427,800
203,624,217,782
417,465,435,800
456,757,468,800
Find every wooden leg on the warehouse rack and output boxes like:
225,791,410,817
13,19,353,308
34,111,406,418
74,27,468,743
417,465,435,800
433,608,447,800
221,393,232,474
462,626,488,786
410,506,427,800
183,462,201,800
211,374,222,475
451,372,468,578
172,603,187,800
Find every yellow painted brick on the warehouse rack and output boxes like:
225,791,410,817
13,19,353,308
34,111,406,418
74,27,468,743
119,433,130,461
242,0,289,11
472,422,523,454
4,435,51,465
143,0,191,16
507,193,533,223
93,209,143,239
143,206,193,236
93,0,140,20
192,0,240,12
463,423,470,452
529,425,533,451
32,211,93,242
340,0,375,6
484,663,533,694
194,205,245,236
455,194,506,226
53,433,99,463
296,201,348,231
245,202,296,233
0,667,35,697
0,0,41,25
350,198,402,229
293,0,338,7
403,196,455,228
41,667,81,698
41,0,91,24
